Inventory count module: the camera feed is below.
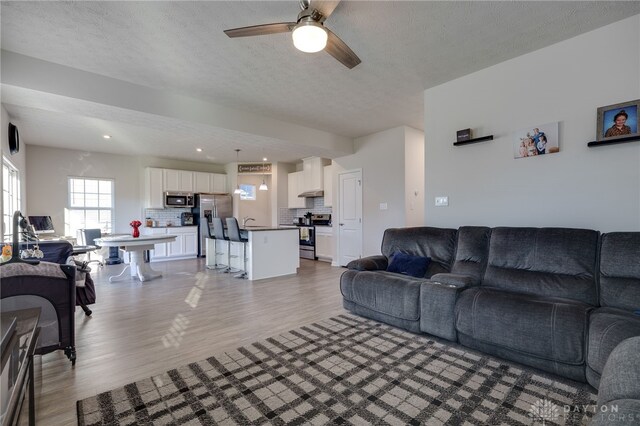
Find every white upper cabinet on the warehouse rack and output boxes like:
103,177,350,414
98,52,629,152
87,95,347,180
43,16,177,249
194,172,211,193
211,174,227,193
288,171,308,208
192,172,228,194
145,168,164,208
164,169,194,192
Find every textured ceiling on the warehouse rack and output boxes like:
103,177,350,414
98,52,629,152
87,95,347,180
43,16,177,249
1,1,638,163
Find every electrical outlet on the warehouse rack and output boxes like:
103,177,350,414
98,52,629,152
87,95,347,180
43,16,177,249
435,196,449,207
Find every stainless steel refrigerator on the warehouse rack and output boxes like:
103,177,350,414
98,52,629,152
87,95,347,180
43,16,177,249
193,193,232,257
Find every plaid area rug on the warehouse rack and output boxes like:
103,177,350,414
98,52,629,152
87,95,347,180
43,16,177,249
77,314,596,425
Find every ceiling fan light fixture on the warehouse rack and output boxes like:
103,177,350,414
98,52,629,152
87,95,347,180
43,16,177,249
292,20,327,53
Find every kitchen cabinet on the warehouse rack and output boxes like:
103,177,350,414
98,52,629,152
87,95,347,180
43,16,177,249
211,173,227,193
193,172,227,194
145,167,165,208
194,172,211,193
302,157,331,191
288,171,309,208
315,226,334,262
323,164,333,207
143,226,197,261
164,169,194,192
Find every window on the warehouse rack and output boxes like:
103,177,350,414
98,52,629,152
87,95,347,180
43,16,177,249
2,157,21,241
239,184,256,201
66,177,114,236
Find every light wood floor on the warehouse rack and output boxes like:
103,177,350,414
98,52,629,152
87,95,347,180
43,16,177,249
30,258,346,425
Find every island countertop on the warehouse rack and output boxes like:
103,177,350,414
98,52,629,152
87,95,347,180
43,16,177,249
240,226,299,232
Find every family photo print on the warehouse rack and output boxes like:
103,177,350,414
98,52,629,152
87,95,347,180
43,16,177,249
514,122,559,159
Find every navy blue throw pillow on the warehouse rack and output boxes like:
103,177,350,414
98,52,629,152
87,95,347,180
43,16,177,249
386,252,431,278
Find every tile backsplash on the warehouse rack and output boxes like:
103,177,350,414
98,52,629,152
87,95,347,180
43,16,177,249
145,208,191,227
279,197,332,225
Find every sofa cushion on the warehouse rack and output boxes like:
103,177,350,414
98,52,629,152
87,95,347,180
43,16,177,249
599,232,640,311
483,227,599,305
587,308,640,383
455,287,591,365
386,252,431,278
380,227,456,278
340,270,422,321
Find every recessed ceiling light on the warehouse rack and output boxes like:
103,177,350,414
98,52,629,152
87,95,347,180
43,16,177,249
196,148,203,152
103,135,111,139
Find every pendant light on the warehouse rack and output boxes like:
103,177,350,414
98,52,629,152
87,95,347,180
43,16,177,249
233,149,243,195
259,156,268,191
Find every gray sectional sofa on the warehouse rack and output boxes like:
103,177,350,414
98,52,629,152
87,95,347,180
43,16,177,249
341,226,640,397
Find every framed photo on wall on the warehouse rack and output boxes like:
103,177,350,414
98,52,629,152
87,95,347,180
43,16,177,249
513,122,559,159
596,99,639,142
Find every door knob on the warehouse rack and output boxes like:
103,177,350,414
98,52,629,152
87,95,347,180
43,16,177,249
339,223,344,226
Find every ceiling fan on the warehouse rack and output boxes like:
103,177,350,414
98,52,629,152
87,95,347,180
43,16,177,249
224,0,361,69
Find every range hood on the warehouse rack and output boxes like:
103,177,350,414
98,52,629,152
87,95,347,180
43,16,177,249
296,157,331,198
298,190,324,198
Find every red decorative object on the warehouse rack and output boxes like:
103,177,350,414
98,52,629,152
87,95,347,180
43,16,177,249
130,220,142,238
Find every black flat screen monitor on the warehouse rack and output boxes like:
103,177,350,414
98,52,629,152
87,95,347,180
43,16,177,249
28,215,55,234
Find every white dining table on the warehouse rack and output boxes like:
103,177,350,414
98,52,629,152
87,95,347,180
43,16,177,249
95,235,176,282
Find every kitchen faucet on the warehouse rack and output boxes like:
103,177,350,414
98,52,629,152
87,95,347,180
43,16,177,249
243,217,255,226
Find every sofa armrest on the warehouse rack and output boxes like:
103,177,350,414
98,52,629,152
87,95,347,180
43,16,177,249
419,280,471,341
591,336,640,425
429,273,479,288
346,255,388,271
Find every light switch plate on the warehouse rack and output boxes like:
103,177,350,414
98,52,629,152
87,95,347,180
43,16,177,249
435,196,449,207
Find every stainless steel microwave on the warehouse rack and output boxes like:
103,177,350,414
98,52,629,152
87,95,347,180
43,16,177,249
164,192,194,208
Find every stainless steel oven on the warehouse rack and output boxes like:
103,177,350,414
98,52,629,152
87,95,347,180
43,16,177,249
297,214,331,260
298,225,316,259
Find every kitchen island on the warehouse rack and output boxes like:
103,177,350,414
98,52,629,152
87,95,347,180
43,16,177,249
205,227,299,281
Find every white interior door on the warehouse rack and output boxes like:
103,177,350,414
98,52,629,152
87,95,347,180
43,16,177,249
338,170,362,266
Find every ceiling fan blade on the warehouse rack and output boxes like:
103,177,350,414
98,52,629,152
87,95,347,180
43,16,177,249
224,22,296,38
309,0,341,21
325,28,361,69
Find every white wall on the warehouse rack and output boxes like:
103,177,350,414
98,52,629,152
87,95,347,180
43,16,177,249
0,105,28,236
333,126,408,256
424,15,640,231
237,174,272,226
26,145,226,235
405,126,425,226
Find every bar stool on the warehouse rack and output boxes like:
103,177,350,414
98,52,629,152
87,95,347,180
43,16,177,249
226,217,248,279
212,217,231,272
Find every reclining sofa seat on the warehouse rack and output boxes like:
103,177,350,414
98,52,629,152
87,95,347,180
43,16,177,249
341,227,457,333
455,227,600,382
586,232,640,389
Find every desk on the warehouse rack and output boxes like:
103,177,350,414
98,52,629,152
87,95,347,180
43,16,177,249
95,235,176,282
1,308,40,426
71,245,97,256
